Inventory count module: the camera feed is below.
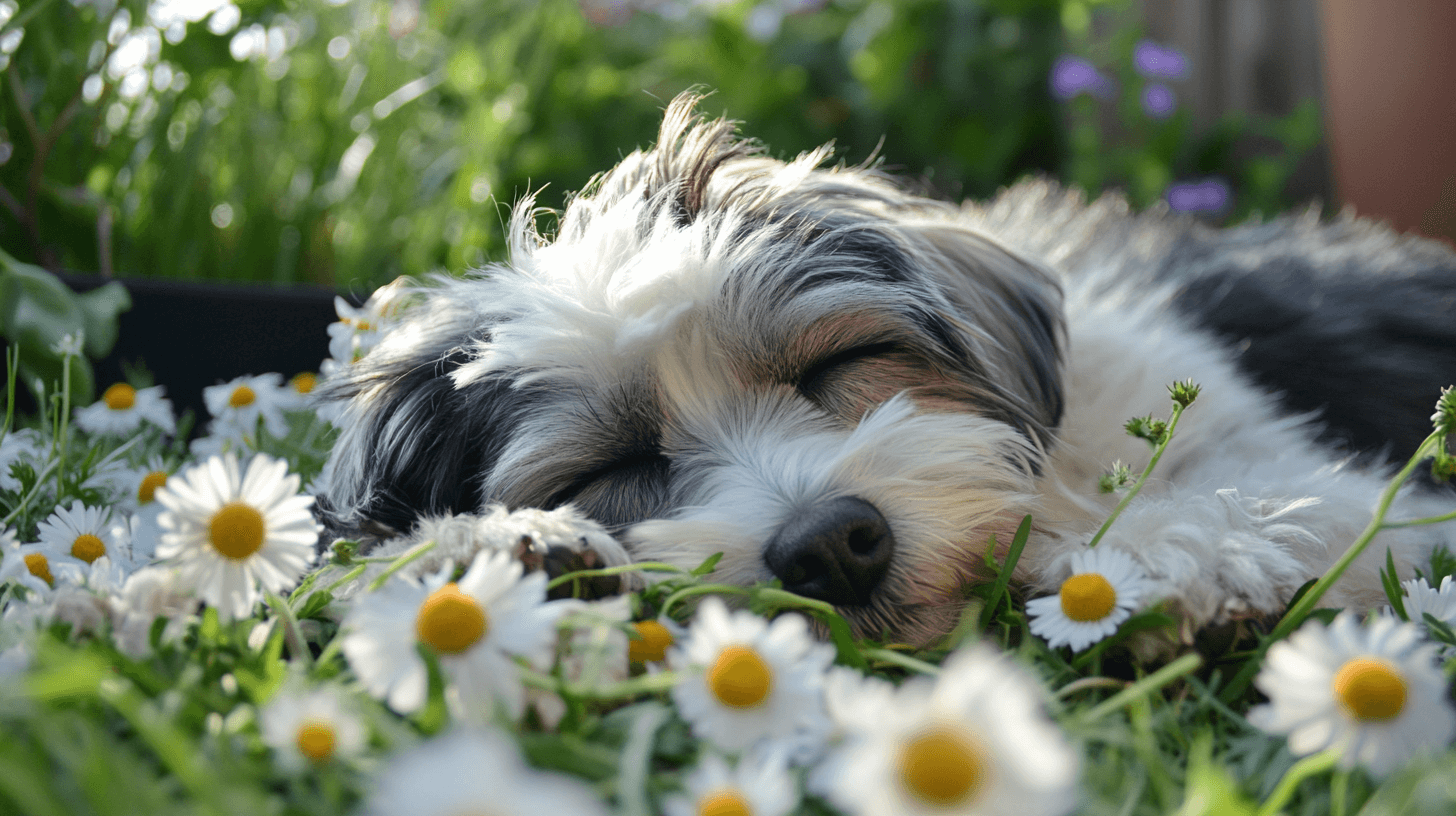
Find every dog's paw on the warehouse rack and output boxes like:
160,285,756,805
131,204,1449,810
342,505,635,600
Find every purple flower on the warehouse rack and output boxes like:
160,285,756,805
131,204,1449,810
1141,83,1176,118
1134,40,1189,80
1166,178,1232,213
1050,56,1114,100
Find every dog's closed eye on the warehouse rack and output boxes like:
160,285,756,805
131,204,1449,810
796,341,906,396
547,452,671,519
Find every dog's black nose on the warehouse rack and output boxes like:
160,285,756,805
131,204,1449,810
763,496,895,606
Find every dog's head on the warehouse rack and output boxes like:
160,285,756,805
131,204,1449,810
319,93,1065,643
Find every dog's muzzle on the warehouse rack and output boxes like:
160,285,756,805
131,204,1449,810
763,496,895,607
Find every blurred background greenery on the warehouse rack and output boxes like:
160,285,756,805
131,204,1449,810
1,0,1320,296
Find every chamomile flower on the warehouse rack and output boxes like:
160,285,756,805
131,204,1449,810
629,616,682,665
340,549,565,720
1398,575,1456,631
0,533,86,595
669,597,835,759
810,644,1079,816
153,453,320,622
35,501,135,575
663,747,800,816
1026,546,1152,651
1249,611,1456,777
259,679,368,771
106,456,176,515
203,373,292,441
73,383,176,436
109,565,199,657
364,728,610,816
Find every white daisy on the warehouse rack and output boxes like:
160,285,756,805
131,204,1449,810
279,371,319,411
103,456,176,515
629,615,684,666
810,643,1079,816
40,583,113,637
189,424,251,459
153,453,320,622
73,383,176,437
822,664,898,741
35,501,136,575
662,747,800,816
1399,575,1456,630
203,373,292,441
0,530,86,595
340,549,566,720
364,728,610,816
668,597,834,759
109,565,199,657
259,678,368,771
0,429,46,492
1248,611,1456,777
1026,546,1152,651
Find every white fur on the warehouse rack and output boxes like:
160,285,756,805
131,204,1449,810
319,95,1455,646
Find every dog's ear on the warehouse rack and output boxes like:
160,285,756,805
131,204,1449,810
314,316,526,539
897,222,1066,449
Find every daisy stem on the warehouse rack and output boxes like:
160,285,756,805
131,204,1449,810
1331,768,1351,816
616,703,669,816
544,561,688,591
313,637,345,673
322,563,367,595
366,538,438,592
1223,431,1441,703
1087,402,1188,549
568,670,681,700
1,342,17,442
751,586,837,615
55,344,72,490
862,647,942,676
1254,748,1339,816
1380,506,1456,528
659,583,750,620
266,590,312,669
1076,652,1201,725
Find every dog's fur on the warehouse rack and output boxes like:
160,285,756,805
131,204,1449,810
316,94,1456,646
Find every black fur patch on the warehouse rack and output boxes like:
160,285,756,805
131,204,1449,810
320,348,544,545
1171,258,1456,462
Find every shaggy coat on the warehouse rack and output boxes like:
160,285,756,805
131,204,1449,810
317,94,1456,645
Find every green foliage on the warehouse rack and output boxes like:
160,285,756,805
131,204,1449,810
1,0,1067,291
2,0,1317,293
0,249,129,406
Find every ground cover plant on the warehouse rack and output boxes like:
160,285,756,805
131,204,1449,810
0,291,1455,816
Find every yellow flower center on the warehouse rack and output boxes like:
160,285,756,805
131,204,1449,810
103,383,136,410
1059,572,1118,622
208,502,266,560
24,553,54,586
71,534,106,564
138,471,169,504
897,724,988,807
706,645,773,708
628,620,674,663
291,372,317,394
697,789,753,816
1333,657,1407,721
229,385,256,407
295,719,337,762
415,582,489,654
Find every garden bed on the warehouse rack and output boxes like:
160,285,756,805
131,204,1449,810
0,290,1454,816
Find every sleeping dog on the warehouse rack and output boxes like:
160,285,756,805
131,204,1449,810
315,93,1456,646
